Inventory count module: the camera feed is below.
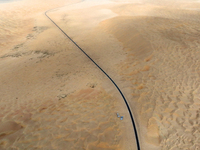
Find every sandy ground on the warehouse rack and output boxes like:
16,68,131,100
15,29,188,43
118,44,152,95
1,0,200,149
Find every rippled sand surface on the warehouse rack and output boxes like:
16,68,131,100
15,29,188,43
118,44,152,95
1,0,200,149
101,1,200,149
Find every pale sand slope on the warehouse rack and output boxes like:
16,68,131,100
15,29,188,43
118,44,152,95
0,0,136,150
108,1,200,149
49,0,200,150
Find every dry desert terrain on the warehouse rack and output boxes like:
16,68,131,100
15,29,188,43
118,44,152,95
0,0,200,149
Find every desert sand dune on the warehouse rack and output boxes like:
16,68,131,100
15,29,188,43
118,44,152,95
1,0,200,149
103,1,200,149
0,0,136,149
49,0,200,149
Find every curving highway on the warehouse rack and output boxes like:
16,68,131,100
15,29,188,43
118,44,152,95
45,4,141,150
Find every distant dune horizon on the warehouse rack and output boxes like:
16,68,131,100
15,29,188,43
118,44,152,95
0,0,20,3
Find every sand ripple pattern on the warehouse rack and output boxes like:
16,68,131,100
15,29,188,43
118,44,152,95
0,88,121,150
102,7,200,149
124,17,200,150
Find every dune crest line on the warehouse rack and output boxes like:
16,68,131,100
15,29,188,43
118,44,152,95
45,5,140,150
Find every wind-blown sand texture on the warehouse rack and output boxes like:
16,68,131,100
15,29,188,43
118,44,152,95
1,0,200,149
